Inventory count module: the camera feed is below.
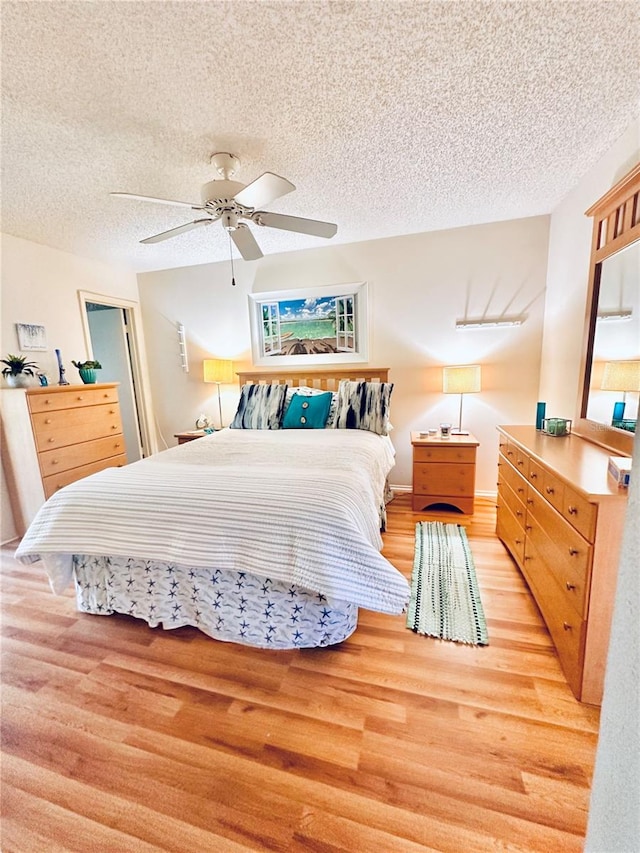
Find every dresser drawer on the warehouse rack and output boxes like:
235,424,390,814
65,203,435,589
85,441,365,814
413,446,476,464
540,467,565,513
37,435,126,477
527,458,545,492
43,454,127,498
562,488,597,542
523,538,586,698
497,473,526,522
526,512,590,618
27,385,119,414
31,404,122,451
498,453,529,503
513,446,530,479
414,463,475,496
497,491,525,566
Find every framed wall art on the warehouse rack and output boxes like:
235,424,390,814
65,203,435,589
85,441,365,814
16,323,47,351
248,282,369,366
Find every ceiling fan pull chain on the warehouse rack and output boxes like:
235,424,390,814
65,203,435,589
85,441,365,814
228,232,236,286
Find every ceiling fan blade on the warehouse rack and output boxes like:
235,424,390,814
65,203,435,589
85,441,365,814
254,211,337,239
233,173,295,209
111,192,205,210
140,218,214,244
230,224,263,261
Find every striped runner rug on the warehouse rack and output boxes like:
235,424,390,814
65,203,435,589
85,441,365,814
406,521,488,645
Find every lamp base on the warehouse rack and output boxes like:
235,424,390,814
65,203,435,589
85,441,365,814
451,429,469,435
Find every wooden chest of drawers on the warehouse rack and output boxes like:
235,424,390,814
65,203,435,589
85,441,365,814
496,426,628,704
411,432,479,513
26,384,127,499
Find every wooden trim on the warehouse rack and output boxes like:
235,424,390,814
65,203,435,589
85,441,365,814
236,367,389,389
575,161,639,456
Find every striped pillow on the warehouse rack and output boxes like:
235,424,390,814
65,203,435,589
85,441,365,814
333,380,394,435
229,384,289,430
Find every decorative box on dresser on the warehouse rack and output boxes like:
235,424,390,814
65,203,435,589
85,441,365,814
411,432,479,513
1,383,127,535
496,425,628,705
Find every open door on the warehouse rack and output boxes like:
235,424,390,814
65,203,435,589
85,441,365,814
78,292,154,461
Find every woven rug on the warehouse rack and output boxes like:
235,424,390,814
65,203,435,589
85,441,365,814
407,521,488,645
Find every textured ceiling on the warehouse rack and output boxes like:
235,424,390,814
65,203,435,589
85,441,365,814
2,1,639,274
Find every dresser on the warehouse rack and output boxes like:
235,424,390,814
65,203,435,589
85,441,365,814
1,384,127,534
411,432,479,513
496,425,628,705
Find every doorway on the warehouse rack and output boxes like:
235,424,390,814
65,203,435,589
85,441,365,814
78,292,153,462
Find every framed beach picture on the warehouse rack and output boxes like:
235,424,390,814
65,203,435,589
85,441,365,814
16,323,47,351
248,282,369,366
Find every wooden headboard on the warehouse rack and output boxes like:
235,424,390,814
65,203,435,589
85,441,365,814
236,367,389,390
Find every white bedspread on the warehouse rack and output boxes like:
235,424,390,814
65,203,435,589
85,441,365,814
16,429,409,614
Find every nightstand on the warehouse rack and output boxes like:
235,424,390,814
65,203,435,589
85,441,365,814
411,431,479,514
174,430,207,445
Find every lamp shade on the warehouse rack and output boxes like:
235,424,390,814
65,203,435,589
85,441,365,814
600,360,640,392
443,364,482,394
203,359,234,384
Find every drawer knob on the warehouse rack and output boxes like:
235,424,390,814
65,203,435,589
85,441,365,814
51,460,58,465
527,498,534,505
546,486,554,495
567,506,578,515
507,451,514,456
516,510,523,517
566,581,576,591
115,443,121,448
517,487,524,494
563,622,572,631
515,538,522,545
517,459,524,466
45,418,52,424
111,425,117,430
524,555,532,561
568,547,579,556
44,399,51,405
48,438,55,443
530,472,538,479
109,409,115,414
525,525,532,531
77,396,83,401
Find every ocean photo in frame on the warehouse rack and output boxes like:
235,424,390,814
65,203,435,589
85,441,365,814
248,282,369,366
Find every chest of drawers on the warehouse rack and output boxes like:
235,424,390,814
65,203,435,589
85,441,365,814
26,384,127,499
496,426,628,704
411,432,479,514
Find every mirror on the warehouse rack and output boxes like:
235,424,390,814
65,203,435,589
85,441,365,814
585,242,640,431
575,161,640,456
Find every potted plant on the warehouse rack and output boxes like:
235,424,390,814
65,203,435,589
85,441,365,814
72,359,102,384
2,354,39,388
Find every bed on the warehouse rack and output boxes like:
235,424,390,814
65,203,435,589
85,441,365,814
15,367,409,649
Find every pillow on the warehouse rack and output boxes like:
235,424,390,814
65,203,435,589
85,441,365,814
333,380,394,435
282,391,333,429
229,383,288,429
283,385,338,427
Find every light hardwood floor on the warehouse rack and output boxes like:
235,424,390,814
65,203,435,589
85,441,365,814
1,494,600,852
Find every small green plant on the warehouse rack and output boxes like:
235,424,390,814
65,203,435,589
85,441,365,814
1,354,39,376
72,360,102,370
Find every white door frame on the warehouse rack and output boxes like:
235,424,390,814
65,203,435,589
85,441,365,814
78,290,159,457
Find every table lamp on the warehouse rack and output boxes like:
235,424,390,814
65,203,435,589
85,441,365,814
203,359,234,428
600,360,640,423
443,364,481,435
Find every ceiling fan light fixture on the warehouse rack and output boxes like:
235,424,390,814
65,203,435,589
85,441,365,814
223,212,239,231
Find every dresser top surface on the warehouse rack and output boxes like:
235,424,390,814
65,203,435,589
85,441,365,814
498,425,629,500
25,382,119,395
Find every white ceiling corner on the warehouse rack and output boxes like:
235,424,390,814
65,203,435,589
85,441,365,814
1,0,639,273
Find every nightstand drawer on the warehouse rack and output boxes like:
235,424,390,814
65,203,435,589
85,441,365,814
414,463,475,496
413,446,476,464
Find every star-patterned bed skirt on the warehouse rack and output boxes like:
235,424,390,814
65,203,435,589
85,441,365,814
73,554,359,649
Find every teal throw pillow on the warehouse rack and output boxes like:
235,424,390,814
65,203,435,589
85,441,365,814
282,391,333,429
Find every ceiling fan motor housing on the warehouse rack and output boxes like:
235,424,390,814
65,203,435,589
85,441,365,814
200,178,246,207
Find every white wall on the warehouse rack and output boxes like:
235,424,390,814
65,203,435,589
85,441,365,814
0,234,140,542
138,215,550,493
539,119,640,417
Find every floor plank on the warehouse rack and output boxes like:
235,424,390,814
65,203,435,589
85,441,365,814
0,495,599,851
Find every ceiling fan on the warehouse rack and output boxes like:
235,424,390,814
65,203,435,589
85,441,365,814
110,152,337,261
